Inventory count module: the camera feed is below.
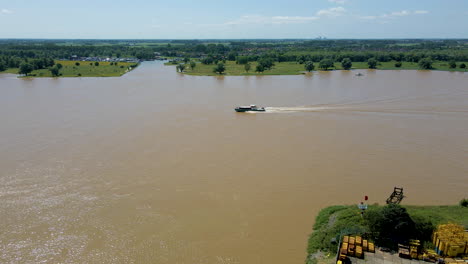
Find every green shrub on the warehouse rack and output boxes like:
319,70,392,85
460,198,468,207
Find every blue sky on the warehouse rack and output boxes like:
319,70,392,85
0,0,467,39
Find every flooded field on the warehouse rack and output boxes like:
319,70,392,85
0,62,467,263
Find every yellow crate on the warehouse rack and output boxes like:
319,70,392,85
356,236,362,246
356,246,363,258
368,242,375,253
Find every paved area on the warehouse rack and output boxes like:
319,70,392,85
348,250,427,264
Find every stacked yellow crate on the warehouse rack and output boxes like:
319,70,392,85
432,223,468,257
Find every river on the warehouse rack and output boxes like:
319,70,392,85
1,61,467,263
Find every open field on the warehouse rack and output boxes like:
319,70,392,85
1,60,137,77
166,60,468,76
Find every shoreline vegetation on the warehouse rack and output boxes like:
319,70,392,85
1,60,138,78
306,203,468,264
166,60,468,76
1,39,468,78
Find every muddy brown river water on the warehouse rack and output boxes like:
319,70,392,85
0,61,467,263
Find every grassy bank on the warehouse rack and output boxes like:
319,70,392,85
307,204,468,263
166,60,468,76
1,60,137,77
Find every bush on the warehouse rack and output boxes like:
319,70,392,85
255,64,265,72
213,63,225,74
341,58,352,70
367,58,378,69
460,63,466,69
75,62,80,66
395,61,402,68
460,198,468,207
449,61,457,69
318,59,334,70
304,61,315,72
418,58,433,69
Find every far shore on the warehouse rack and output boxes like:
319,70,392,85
165,60,468,76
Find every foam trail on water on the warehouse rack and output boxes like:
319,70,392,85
264,106,337,113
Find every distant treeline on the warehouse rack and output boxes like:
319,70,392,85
1,39,467,72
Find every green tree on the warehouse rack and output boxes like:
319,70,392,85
190,61,196,70
227,52,237,61
176,63,185,72
75,62,80,66
49,66,60,77
448,61,457,69
460,198,468,207
56,63,63,69
367,58,378,69
19,62,33,76
94,62,99,66
395,61,402,68
418,58,433,69
256,64,265,72
341,58,352,70
304,61,315,72
244,63,251,73
258,58,275,70
364,204,416,249
0,61,6,71
183,57,190,64
213,62,225,74
318,59,334,70
460,63,466,69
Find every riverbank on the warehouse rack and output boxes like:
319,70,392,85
1,60,137,78
306,204,468,264
166,61,468,76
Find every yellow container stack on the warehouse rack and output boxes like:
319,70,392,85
338,235,375,260
432,223,468,257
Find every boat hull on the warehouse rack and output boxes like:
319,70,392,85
235,108,266,112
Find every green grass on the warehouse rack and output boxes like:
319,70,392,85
1,60,137,78
1,68,20,74
307,204,468,259
405,205,468,227
166,60,468,76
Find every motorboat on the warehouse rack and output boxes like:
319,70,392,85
235,105,266,112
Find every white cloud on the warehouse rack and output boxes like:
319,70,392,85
1,8,13,14
414,10,429,14
383,10,411,18
359,10,428,20
225,15,319,25
328,0,347,4
317,7,346,17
